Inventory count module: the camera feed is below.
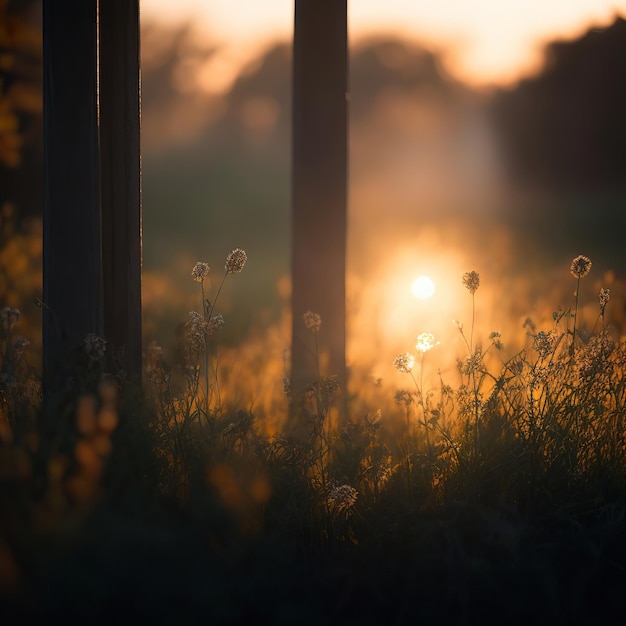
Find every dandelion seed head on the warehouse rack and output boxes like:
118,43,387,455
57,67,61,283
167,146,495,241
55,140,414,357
462,271,480,294
303,310,322,332
225,248,247,274
570,255,592,278
191,261,210,282
416,332,439,354
393,353,415,373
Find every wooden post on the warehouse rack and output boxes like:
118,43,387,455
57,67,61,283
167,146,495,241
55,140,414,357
291,1,348,412
43,0,102,394
43,0,143,411
99,0,142,382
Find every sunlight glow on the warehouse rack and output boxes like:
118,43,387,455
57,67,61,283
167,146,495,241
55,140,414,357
142,0,626,88
411,275,435,300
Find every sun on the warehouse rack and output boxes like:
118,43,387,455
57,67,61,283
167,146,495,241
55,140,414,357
411,275,435,299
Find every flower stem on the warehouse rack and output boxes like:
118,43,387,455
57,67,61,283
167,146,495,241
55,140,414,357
572,276,581,355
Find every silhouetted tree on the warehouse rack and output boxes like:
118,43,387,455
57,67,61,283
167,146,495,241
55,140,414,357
491,17,626,191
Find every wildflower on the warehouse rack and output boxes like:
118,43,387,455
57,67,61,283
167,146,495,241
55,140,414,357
552,307,566,324
188,333,205,354
225,248,247,274
393,353,415,374
462,271,480,294
327,484,358,516
533,331,555,359
440,383,454,398
207,314,225,333
416,332,439,353
394,389,413,406
370,456,394,490
303,310,322,332
599,288,610,313
184,312,208,353
570,255,592,278
532,366,550,385
489,331,503,350
577,332,614,380
460,349,482,375
187,311,204,326
191,261,210,282
84,333,106,360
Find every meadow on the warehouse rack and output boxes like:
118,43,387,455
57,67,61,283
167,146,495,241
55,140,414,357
1,244,626,624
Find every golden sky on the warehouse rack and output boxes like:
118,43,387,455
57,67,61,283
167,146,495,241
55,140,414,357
142,0,626,91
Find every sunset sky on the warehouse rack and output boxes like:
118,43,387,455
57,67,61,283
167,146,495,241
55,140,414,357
142,0,626,89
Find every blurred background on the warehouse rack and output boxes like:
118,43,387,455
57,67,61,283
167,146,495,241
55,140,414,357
2,0,626,411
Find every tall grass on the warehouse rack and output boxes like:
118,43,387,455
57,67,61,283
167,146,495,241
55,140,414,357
1,252,626,622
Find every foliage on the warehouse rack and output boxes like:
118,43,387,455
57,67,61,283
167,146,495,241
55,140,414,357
1,254,626,622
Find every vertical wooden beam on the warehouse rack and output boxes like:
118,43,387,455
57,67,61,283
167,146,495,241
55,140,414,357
291,1,348,405
99,0,142,382
43,0,102,394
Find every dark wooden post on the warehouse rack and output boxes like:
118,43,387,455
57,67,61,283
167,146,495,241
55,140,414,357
43,0,143,408
43,0,102,393
99,0,142,382
291,1,348,408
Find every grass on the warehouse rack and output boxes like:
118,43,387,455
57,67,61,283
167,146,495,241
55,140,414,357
1,252,626,624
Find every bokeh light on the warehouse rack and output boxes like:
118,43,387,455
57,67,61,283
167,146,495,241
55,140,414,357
411,275,435,299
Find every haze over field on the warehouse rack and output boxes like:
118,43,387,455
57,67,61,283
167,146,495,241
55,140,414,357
133,8,626,399
3,2,626,397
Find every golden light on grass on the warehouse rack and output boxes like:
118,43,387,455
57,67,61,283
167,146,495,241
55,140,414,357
411,275,435,299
